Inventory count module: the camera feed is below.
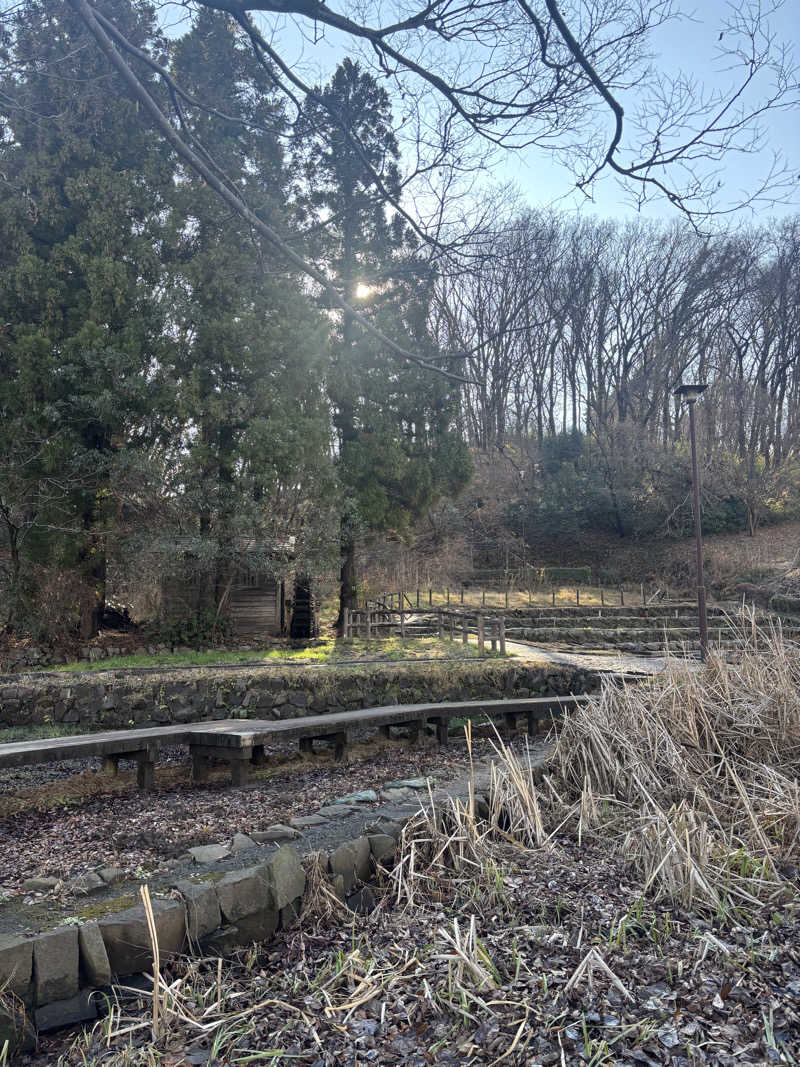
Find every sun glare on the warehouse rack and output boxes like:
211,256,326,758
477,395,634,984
355,283,373,299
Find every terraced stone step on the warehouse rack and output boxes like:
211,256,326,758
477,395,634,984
507,612,748,631
513,624,800,646
496,602,735,620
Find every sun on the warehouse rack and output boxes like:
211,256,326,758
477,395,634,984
355,283,373,299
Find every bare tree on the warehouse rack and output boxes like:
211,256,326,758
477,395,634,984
14,0,788,377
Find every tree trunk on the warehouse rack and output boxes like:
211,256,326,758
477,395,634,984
337,517,358,633
79,530,106,640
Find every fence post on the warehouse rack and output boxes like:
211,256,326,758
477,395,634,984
462,615,469,644
437,611,443,639
620,586,625,606
365,610,372,640
400,608,405,640
600,588,605,607
528,586,532,606
460,586,464,605
482,588,486,607
446,587,450,606
343,607,350,639
429,587,433,606
576,587,580,606
499,616,506,655
490,620,497,652
552,587,556,606
477,614,485,655
416,587,420,608
505,586,509,609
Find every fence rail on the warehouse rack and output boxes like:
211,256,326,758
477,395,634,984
342,606,506,656
359,582,664,612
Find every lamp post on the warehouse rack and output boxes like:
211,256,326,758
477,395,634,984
673,382,709,661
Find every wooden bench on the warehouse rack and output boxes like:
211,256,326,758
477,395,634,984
0,695,586,790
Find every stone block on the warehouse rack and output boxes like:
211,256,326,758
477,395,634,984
35,989,97,1032
200,925,241,957
364,816,404,841
329,837,371,894
33,927,79,1006
78,923,111,988
174,880,222,941
234,909,279,945
70,871,105,895
99,900,186,976
215,866,272,924
260,846,305,912
289,815,327,829
0,934,33,1001
335,789,378,804
346,886,377,914
368,834,397,864
251,825,300,842
229,833,257,854
98,867,125,886
189,843,231,864
22,876,59,894
280,898,301,928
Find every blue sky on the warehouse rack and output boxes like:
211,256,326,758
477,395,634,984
164,0,798,223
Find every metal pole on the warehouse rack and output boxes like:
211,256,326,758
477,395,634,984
687,399,709,660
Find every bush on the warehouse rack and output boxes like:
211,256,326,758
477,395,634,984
541,566,592,584
771,594,800,618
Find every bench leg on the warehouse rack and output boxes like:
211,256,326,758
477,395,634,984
299,737,314,757
332,732,347,762
103,756,119,778
378,725,392,740
406,720,424,747
251,744,266,766
191,751,210,782
503,712,518,739
136,754,155,791
230,753,250,788
435,718,450,746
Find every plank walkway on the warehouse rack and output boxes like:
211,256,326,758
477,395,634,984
0,695,585,789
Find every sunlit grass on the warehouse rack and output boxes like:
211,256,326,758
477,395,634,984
50,636,505,674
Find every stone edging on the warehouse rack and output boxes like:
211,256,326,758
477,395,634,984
0,661,590,729
0,764,505,1055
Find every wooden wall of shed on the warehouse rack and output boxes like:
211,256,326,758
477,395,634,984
161,574,284,636
228,576,283,636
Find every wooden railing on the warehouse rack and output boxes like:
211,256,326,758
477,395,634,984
343,606,506,655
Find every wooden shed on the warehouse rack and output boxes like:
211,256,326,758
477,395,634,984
160,539,290,638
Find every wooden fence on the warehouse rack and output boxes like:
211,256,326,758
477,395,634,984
360,582,661,611
342,606,506,656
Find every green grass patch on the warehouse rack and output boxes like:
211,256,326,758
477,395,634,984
48,636,508,674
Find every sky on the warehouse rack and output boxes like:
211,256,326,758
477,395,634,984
161,0,799,225
499,2,800,222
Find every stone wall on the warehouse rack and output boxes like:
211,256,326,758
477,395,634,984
0,661,594,729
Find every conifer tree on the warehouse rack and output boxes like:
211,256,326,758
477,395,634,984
295,60,471,624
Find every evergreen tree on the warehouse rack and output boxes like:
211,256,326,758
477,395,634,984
163,11,333,624
0,0,173,635
295,60,471,625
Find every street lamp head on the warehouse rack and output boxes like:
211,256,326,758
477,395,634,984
673,382,708,403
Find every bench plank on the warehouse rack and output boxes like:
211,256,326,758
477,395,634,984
0,695,586,779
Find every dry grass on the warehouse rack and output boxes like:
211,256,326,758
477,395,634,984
388,610,799,916
551,610,800,912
